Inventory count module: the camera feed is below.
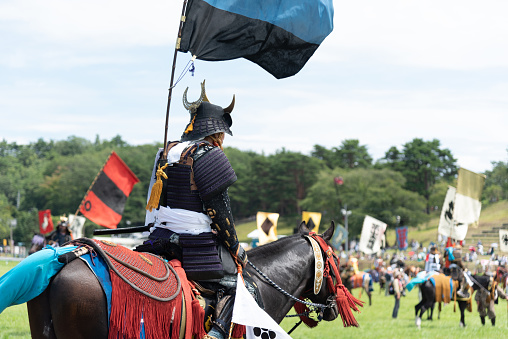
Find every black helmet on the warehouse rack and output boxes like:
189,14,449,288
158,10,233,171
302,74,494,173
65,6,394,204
180,81,235,142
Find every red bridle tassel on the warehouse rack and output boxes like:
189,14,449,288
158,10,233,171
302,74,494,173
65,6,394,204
294,298,319,328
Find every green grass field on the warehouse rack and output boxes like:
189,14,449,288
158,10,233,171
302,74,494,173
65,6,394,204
2,259,508,338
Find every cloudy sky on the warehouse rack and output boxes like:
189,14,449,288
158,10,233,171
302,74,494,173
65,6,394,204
1,0,507,174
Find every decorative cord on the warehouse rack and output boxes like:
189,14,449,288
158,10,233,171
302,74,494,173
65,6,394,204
170,59,195,90
247,260,328,310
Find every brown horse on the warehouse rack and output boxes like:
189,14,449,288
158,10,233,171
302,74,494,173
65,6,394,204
27,222,348,338
347,272,373,306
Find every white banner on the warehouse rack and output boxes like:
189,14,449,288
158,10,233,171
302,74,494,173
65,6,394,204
68,214,86,239
500,230,508,253
232,273,291,339
359,215,387,254
438,186,456,238
454,193,482,226
454,168,485,230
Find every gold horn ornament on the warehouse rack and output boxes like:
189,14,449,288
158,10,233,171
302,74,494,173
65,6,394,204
223,95,235,114
183,80,208,113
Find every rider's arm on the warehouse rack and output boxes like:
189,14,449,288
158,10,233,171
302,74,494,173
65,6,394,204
203,190,247,267
192,145,247,267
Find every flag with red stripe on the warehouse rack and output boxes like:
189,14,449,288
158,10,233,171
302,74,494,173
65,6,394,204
38,209,54,234
80,152,139,229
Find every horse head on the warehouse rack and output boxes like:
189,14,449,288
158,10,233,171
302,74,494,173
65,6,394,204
296,220,363,326
295,221,339,322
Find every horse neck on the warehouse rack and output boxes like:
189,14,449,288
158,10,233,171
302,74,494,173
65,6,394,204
471,275,490,291
247,235,314,323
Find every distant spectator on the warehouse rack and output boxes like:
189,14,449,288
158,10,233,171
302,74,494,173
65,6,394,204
392,270,403,318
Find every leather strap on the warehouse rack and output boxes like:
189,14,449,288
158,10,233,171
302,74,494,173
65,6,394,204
305,235,324,294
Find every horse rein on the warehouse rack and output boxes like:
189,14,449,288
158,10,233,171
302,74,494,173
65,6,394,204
246,260,329,311
467,271,491,294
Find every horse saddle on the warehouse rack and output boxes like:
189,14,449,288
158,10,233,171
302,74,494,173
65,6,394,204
62,238,181,301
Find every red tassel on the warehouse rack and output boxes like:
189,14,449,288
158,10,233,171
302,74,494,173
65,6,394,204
231,324,246,339
335,285,363,327
191,299,207,339
294,300,318,328
107,270,183,339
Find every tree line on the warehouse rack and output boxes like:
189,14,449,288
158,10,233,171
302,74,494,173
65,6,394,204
0,136,506,245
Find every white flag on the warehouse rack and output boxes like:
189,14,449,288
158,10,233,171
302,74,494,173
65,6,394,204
68,214,86,239
232,273,292,339
500,230,508,253
454,168,485,228
358,215,387,255
438,186,456,238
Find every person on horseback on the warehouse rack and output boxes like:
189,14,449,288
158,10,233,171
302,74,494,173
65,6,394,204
424,246,441,272
48,216,72,247
137,81,247,339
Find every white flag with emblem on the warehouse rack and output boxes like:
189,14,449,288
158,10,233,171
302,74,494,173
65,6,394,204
232,273,292,339
438,186,456,238
358,215,387,254
500,229,508,253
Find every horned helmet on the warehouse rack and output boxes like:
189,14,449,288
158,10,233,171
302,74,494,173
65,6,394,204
180,80,235,142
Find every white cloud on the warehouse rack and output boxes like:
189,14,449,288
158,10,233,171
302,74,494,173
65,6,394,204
0,0,507,174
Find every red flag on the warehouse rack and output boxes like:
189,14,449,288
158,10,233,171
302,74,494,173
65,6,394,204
334,176,344,185
38,209,54,234
80,152,139,229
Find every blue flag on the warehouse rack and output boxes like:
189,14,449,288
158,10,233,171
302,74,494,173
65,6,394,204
396,226,408,250
178,0,334,79
331,224,348,250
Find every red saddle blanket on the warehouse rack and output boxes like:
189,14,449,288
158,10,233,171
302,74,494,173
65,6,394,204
74,238,206,339
93,239,181,301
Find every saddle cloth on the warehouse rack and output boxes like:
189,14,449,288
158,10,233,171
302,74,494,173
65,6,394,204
430,273,458,303
89,238,181,300
69,238,203,339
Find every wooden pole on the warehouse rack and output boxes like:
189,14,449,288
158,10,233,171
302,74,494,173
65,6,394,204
163,0,190,158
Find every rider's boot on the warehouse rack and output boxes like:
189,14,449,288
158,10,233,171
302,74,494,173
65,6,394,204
456,281,470,299
206,294,235,339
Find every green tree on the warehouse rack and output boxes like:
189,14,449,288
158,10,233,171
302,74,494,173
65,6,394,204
301,167,428,237
483,154,508,203
311,139,372,169
336,139,373,169
378,138,457,213
0,194,13,239
266,149,323,215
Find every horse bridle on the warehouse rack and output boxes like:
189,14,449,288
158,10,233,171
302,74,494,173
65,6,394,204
246,232,363,332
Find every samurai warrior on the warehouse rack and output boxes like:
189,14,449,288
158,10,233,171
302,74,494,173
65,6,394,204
137,81,247,339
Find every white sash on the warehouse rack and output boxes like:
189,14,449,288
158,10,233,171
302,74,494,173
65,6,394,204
150,206,212,235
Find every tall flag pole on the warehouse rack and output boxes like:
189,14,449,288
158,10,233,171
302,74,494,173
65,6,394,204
163,0,191,156
76,152,139,229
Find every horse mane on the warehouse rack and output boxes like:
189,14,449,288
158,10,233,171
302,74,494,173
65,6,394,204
247,230,333,257
248,233,304,257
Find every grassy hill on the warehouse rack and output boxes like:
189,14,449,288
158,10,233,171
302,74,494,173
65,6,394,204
237,200,508,250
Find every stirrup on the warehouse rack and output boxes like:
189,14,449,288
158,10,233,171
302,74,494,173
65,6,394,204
457,290,469,298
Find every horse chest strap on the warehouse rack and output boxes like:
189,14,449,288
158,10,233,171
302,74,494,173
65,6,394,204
305,236,324,295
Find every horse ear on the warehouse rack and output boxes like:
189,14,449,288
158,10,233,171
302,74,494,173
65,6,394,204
322,221,335,241
298,221,311,234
